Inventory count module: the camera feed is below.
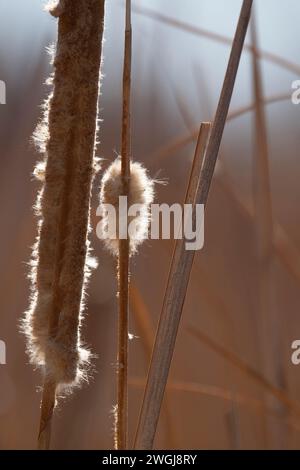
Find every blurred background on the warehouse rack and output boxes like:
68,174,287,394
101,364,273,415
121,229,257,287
0,0,300,449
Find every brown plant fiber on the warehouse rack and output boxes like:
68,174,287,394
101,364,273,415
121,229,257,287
23,0,105,390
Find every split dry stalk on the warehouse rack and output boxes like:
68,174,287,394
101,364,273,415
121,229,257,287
116,0,132,450
134,0,253,449
24,0,106,449
134,121,211,449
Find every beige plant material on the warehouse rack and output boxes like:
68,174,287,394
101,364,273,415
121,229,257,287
46,0,66,18
99,157,154,256
23,0,105,392
134,0,253,450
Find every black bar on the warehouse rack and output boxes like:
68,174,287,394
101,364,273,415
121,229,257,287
0,450,298,465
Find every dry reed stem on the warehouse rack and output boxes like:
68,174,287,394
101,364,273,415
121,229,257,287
134,122,212,449
37,378,56,450
129,377,300,434
133,4,300,76
34,0,105,449
251,13,287,449
251,13,273,283
129,283,178,447
187,327,300,418
116,0,132,450
134,0,253,449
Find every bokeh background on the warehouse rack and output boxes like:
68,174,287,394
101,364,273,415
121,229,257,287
0,0,300,449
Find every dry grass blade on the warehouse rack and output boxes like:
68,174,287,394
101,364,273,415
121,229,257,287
116,0,132,450
134,0,253,450
187,326,300,418
132,4,300,76
134,121,211,449
130,283,178,447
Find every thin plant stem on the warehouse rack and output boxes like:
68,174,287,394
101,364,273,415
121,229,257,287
117,0,132,450
134,122,212,449
134,0,253,450
37,378,56,450
130,283,178,447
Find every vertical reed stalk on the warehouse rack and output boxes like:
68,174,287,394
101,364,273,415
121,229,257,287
250,11,287,449
134,0,253,449
116,0,132,450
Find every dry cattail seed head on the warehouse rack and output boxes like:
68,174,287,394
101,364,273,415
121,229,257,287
22,0,105,392
99,157,154,256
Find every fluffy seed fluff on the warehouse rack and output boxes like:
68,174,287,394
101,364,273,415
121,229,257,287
45,0,66,17
99,157,154,256
22,0,105,393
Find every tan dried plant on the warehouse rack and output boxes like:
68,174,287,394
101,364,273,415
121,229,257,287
22,0,106,449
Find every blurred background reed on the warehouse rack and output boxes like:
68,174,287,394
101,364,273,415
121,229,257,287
0,0,300,449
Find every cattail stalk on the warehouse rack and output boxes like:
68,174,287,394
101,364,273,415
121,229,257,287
134,0,253,450
23,0,106,449
117,0,132,450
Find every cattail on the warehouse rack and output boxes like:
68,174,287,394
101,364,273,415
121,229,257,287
22,0,106,449
98,157,154,255
46,0,66,18
99,154,154,449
